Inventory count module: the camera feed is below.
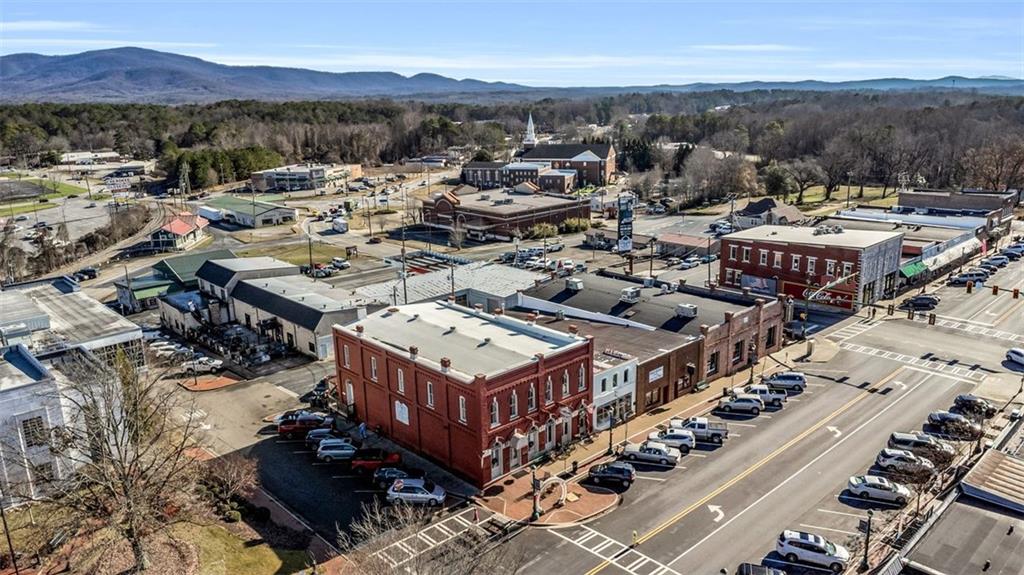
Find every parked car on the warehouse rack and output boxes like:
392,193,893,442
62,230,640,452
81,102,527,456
669,416,729,444
75,267,98,280
927,410,982,439
316,438,358,462
182,356,223,374
953,393,997,418
949,271,987,285
876,448,934,474
278,414,330,438
718,394,764,415
373,466,425,490
888,432,955,459
305,428,352,450
679,259,699,270
622,441,681,466
386,478,446,506
983,255,1010,267
1001,248,1023,259
664,257,682,266
330,257,351,269
847,475,911,504
730,384,787,407
699,254,718,263
776,530,850,573
1006,347,1024,366
350,448,401,473
647,429,696,453
587,461,637,487
977,263,1000,275
761,371,807,392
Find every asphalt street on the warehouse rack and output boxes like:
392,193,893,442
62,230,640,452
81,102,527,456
512,257,1020,575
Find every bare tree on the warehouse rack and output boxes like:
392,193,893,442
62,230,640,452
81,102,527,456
962,136,1024,191
781,157,824,204
337,500,527,575
10,349,204,573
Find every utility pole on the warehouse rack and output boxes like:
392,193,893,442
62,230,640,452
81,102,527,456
649,236,656,278
0,484,19,575
307,236,314,274
707,236,713,286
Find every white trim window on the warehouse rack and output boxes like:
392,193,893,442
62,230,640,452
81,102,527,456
842,262,853,277
490,397,500,428
545,377,553,404
370,357,378,381
759,250,768,266
426,381,435,408
825,259,836,276
396,368,405,393
729,245,738,260
342,345,350,368
791,255,801,272
458,395,467,423
741,246,751,263
509,391,519,419
807,257,817,275
773,252,782,268
577,365,586,392
561,370,570,398
528,382,537,412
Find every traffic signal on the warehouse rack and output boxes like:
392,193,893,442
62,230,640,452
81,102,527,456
928,313,936,325
967,281,973,293
1015,288,1020,299
887,304,894,315
993,285,1000,295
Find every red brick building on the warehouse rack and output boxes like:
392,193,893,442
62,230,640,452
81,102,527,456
421,185,590,242
333,301,593,487
719,225,903,310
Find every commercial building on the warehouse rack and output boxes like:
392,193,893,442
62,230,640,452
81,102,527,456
898,187,1017,223
421,185,590,242
719,225,903,310
117,249,235,315
352,261,548,310
517,143,616,187
334,301,593,486
656,233,720,258
200,196,298,228
520,272,784,409
149,212,209,252
251,164,325,192
460,162,505,189
0,277,144,368
460,161,577,193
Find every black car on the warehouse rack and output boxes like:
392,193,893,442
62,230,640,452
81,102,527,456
901,297,936,311
588,461,636,487
1002,250,1022,260
954,394,997,418
75,267,98,280
736,564,786,575
373,466,425,489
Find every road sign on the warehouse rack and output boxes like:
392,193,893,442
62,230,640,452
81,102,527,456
105,177,131,192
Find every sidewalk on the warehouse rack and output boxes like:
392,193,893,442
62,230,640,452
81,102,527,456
478,342,817,526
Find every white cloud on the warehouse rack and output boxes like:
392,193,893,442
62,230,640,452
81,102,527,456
1,38,218,49
690,44,808,53
0,20,96,32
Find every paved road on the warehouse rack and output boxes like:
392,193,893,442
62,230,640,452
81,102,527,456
513,257,1020,575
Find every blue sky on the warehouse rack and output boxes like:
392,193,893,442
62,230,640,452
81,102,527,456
1,1,1022,86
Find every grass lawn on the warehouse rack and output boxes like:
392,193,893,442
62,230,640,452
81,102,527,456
795,184,893,207
23,178,90,199
179,524,311,575
240,242,351,266
1,202,60,216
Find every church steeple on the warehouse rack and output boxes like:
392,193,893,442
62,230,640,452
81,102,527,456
523,112,537,150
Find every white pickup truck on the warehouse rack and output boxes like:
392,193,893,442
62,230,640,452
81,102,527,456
182,357,224,374
669,416,729,444
730,384,788,407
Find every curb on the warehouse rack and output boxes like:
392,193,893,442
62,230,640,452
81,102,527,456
530,489,623,528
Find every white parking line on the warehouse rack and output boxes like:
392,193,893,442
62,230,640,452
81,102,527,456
667,375,934,566
816,508,867,520
763,558,834,573
635,475,667,482
728,422,758,428
685,452,707,458
799,523,859,537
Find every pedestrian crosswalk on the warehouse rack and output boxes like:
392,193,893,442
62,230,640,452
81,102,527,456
838,342,986,382
372,506,503,569
913,315,1024,344
825,321,878,342
549,525,681,575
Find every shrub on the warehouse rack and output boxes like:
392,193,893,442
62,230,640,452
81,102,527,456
224,510,242,523
559,218,591,233
525,223,558,239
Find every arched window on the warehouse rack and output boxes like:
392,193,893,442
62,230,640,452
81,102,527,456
527,383,537,412
578,365,586,391
544,377,553,404
509,390,519,419
490,397,499,427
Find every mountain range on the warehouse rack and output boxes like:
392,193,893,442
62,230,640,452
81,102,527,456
2,47,1023,104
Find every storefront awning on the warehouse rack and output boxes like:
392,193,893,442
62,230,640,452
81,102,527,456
922,238,981,271
900,261,929,279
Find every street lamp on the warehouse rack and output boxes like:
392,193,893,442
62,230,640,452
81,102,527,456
747,340,758,385
860,509,874,571
607,411,616,455
530,465,541,521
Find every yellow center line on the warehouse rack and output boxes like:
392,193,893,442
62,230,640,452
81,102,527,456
583,367,906,575
992,297,1024,326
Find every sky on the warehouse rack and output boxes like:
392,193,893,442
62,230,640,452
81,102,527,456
1,0,1022,86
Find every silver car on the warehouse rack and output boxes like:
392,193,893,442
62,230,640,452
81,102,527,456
847,475,911,505
386,478,446,506
622,441,681,465
316,438,357,462
718,394,764,415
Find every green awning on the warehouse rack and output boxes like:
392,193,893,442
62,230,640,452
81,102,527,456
900,261,929,279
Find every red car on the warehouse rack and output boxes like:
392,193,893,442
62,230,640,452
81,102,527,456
277,414,330,438
350,448,401,473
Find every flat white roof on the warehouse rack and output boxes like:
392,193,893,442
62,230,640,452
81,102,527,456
340,301,585,381
723,225,902,249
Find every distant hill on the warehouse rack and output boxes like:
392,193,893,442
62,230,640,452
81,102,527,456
2,47,1023,103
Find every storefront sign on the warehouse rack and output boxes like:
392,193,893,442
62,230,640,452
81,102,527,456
648,366,665,383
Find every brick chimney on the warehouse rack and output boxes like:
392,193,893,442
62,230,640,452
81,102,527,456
526,313,537,325
409,346,418,359
440,357,451,371
355,325,364,336
568,324,579,334
493,307,504,315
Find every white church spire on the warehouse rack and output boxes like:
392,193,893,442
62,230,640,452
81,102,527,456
523,112,537,149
